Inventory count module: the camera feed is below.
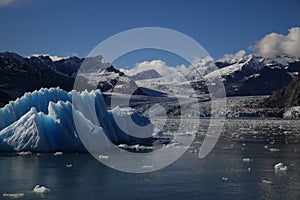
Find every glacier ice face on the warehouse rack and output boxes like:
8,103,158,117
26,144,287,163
0,87,152,152
0,88,71,131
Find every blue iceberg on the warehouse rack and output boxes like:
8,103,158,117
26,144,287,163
0,88,153,152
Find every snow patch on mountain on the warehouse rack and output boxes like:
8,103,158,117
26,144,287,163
30,54,66,61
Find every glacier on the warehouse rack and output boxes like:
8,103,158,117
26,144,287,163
0,87,153,152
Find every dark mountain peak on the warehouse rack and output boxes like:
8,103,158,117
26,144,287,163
0,52,128,106
0,51,27,63
131,69,162,80
265,75,300,108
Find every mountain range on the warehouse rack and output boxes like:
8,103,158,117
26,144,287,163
1,52,299,109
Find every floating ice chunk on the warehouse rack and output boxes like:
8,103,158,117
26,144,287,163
53,152,63,156
283,106,300,118
142,165,154,169
248,168,251,172
17,151,32,156
222,177,228,181
274,162,284,169
118,144,126,148
274,163,288,171
190,149,198,153
2,193,24,199
131,144,140,151
66,164,72,168
269,148,280,152
278,166,288,171
0,88,153,152
117,144,153,151
33,185,50,194
193,141,202,144
262,180,272,184
99,155,109,160
163,142,182,149
242,158,251,162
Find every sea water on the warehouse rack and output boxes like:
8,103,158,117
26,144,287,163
1,119,300,200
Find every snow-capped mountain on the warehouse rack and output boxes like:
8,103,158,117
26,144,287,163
216,54,300,96
1,51,299,107
0,52,134,106
131,69,162,81
131,54,300,97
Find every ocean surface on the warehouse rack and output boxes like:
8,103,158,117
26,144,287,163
1,119,300,200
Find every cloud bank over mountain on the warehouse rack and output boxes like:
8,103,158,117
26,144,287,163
123,60,187,76
253,27,300,58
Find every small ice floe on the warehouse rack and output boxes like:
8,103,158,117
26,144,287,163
163,142,182,149
193,141,202,144
248,168,251,172
242,158,251,162
262,179,272,184
142,165,154,169
2,193,24,199
118,144,126,148
264,145,269,149
117,144,153,151
99,155,109,160
222,177,228,181
17,151,32,156
66,164,72,168
269,140,275,144
53,152,63,156
274,162,284,169
190,149,198,153
278,166,288,171
269,148,280,152
274,163,288,171
33,185,50,194
36,153,42,156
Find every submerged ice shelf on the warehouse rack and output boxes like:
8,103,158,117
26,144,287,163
0,88,152,152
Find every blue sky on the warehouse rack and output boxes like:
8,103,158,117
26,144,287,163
0,0,299,68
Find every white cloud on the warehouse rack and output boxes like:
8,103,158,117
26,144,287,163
218,50,246,63
253,27,300,58
189,56,217,76
125,57,220,78
0,0,15,7
125,60,187,76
